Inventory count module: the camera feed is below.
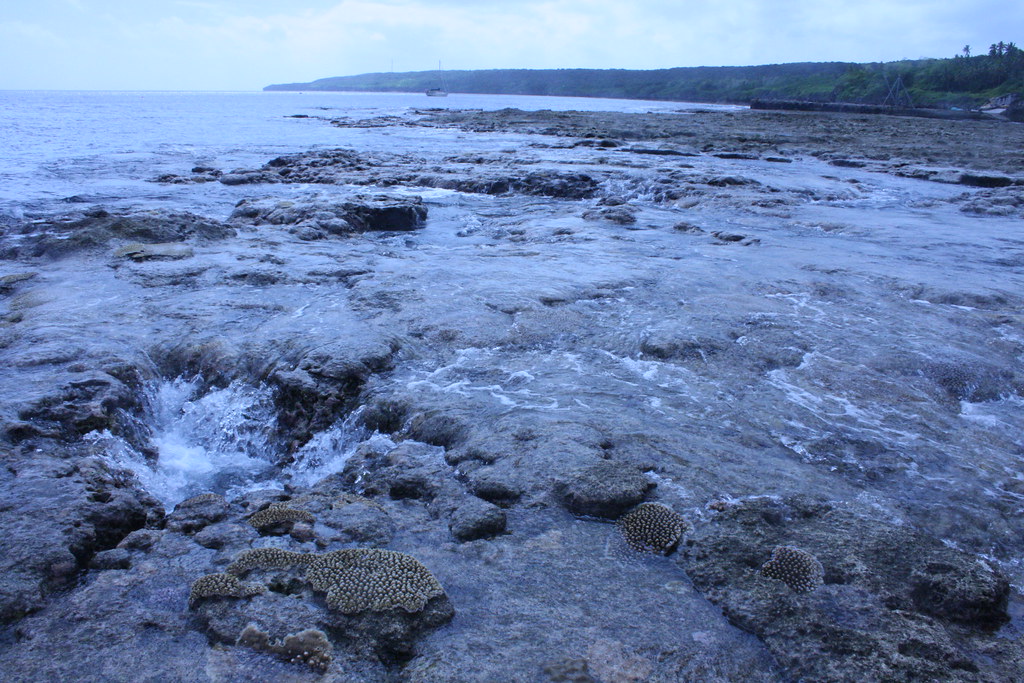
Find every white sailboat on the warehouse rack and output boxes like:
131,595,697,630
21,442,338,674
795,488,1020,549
425,61,448,97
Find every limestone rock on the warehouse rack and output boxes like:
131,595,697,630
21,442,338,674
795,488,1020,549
114,242,194,261
166,493,229,534
449,497,507,542
556,461,653,519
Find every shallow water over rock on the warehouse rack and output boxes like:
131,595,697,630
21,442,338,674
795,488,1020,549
1,95,1023,680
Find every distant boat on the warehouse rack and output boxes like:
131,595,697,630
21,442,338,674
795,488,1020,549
426,61,448,97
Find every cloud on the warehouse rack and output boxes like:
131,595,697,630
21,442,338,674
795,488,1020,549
0,0,1020,89
0,20,65,47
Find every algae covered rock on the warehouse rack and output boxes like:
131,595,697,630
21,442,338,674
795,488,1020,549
679,495,1017,681
237,624,333,672
195,546,454,667
17,208,234,258
189,573,265,607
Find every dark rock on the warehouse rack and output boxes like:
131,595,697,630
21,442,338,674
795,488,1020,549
18,208,235,258
679,496,1014,681
573,138,621,148
514,172,599,199
16,372,139,439
555,461,653,518
959,173,1013,188
467,466,523,506
387,469,437,501
672,221,705,234
343,196,427,232
714,152,759,160
640,331,726,362
117,529,161,551
219,171,280,186
89,548,132,570
268,340,399,449
114,242,194,261
165,493,230,534
706,175,759,187
910,560,1010,628
319,502,394,546
0,531,214,681
625,147,697,157
229,195,426,234
360,398,410,434
323,594,456,664
830,159,868,168
295,226,327,241
448,497,507,542
0,455,157,623
582,206,637,225
405,411,469,449
193,522,258,550
924,359,1016,403
0,272,38,293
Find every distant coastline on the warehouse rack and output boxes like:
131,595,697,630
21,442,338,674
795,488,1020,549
266,51,1023,114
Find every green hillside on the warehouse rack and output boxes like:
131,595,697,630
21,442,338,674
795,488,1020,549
266,43,1023,109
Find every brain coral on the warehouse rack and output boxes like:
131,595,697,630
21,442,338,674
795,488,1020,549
305,548,445,614
189,572,266,607
226,547,314,576
248,503,315,529
616,502,690,554
760,545,825,593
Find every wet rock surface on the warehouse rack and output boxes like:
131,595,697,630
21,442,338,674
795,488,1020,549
1,106,1023,680
1,207,235,259
680,496,1016,680
230,194,428,235
556,460,654,519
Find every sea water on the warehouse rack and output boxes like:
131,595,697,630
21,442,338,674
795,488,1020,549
0,89,732,218
2,89,1022,592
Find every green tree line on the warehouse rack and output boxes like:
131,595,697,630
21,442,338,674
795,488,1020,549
266,45,1023,109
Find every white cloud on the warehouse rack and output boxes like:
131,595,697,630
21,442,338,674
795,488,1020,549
0,0,1019,89
0,20,65,47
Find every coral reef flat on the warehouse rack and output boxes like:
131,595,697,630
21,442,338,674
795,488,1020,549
1,101,1023,681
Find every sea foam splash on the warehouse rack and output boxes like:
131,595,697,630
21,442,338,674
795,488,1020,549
89,378,281,507
89,377,393,508
89,376,415,509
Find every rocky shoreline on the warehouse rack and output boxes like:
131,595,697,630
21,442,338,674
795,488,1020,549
1,106,1023,680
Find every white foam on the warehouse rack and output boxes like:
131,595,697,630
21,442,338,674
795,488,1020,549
286,409,395,488
93,378,279,508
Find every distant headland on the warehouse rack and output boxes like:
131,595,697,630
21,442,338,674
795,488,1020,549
266,44,1023,114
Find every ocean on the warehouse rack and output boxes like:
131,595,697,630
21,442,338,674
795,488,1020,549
0,90,734,219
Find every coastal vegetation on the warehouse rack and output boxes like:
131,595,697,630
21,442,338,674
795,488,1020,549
266,43,1023,109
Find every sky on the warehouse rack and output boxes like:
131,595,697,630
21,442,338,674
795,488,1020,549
1,0,1021,90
